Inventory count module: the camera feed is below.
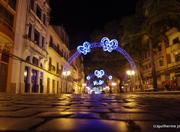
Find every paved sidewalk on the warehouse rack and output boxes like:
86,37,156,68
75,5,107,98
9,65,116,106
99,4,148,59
0,93,180,132
133,91,180,94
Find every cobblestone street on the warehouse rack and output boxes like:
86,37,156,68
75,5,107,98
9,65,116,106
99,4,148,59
0,93,180,132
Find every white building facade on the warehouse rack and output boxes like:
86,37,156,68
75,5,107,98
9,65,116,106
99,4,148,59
11,0,85,94
12,0,50,93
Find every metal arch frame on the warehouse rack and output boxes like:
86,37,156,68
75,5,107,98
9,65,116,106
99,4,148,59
63,37,137,73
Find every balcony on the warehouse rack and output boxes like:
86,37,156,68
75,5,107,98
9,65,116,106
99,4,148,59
56,68,62,75
24,35,48,57
49,43,63,57
49,64,55,72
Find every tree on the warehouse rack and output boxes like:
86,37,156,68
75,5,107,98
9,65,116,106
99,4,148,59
137,0,180,91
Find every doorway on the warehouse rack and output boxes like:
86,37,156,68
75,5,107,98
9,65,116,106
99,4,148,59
31,69,38,93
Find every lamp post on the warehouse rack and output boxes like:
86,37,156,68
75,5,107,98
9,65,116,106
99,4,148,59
126,70,135,92
62,71,71,93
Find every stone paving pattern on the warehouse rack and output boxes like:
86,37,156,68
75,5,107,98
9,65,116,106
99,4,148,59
0,93,180,132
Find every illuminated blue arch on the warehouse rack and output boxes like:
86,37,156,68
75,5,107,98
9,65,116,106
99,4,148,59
63,37,137,73
85,70,113,86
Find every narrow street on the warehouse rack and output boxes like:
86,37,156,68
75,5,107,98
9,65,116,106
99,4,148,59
0,93,180,132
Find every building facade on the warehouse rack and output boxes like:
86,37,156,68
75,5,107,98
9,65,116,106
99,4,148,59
0,0,17,92
11,0,50,93
142,27,180,90
71,54,85,94
47,25,76,94
0,0,85,94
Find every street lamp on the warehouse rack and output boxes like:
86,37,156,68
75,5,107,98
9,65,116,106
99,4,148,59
112,82,117,86
82,83,86,87
62,71,71,76
126,70,135,76
126,70,135,92
62,71,71,94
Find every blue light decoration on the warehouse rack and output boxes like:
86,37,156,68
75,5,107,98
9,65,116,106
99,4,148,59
85,70,114,87
108,75,112,80
63,37,137,76
77,41,91,55
93,80,104,86
89,81,106,89
100,37,118,52
94,70,105,78
86,75,91,80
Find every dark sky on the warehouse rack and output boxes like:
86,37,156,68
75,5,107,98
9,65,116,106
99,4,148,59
50,0,138,49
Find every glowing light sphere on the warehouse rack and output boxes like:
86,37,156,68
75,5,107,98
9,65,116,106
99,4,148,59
101,37,118,52
86,75,91,80
108,75,112,80
94,70,105,78
77,41,91,55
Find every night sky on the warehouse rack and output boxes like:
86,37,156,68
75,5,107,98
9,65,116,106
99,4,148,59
50,0,138,50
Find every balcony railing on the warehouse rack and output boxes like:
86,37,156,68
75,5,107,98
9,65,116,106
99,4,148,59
49,43,64,57
57,68,62,75
49,64,55,72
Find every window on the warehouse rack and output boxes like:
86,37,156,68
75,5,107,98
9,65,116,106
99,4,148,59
1,49,9,63
173,37,179,44
26,56,30,62
36,5,41,20
28,24,32,39
57,63,59,73
42,36,44,48
157,43,161,52
49,36,53,46
159,57,164,67
8,0,16,10
32,57,38,66
31,0,34,10
34,29,40,45
43,14,46,25
175,54,180,62
49,57,52,71
0,4,14,30
167,54,171,64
